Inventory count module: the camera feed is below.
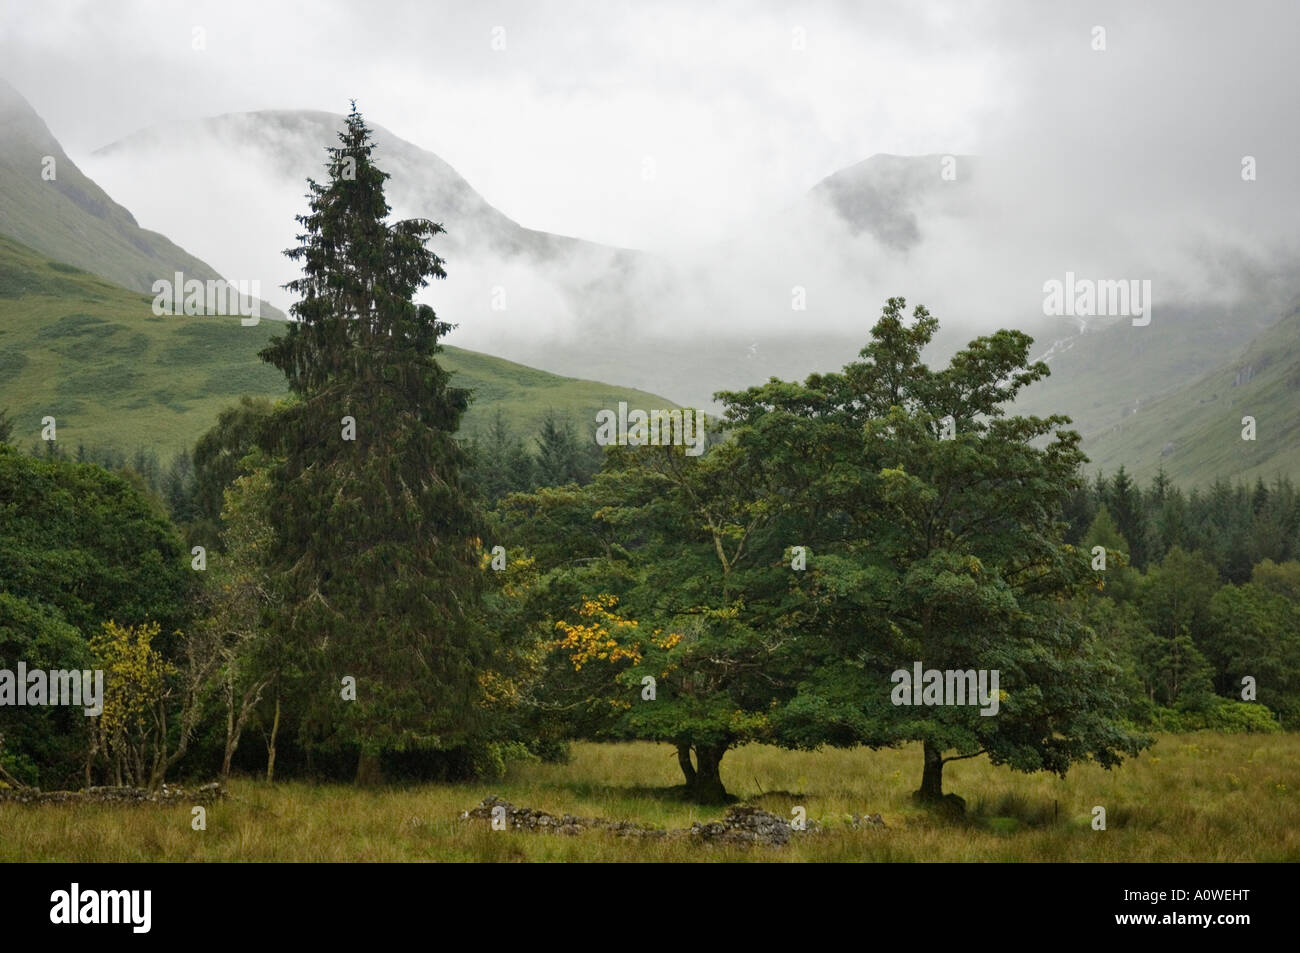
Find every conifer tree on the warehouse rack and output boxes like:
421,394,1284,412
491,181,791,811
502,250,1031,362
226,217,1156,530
258,103,488,783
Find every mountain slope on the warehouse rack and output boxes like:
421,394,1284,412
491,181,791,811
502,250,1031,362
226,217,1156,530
1081,303,1300,485
1013,304,1283,441
88,109,647,307
0,233,676,457
0,78,280,318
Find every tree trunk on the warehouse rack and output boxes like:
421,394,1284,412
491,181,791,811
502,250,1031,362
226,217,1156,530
84,726,98,789
222,678,267,781
685,744,728,803
356,750,382,786
913,741,966,815
223,674,235,780
676,742,696,788
915,739,945,802
265,692,280,783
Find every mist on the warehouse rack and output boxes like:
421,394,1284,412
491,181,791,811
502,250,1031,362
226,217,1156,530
6,0,1299,408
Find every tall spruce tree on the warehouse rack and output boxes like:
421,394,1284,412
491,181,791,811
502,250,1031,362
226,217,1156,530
258,104,488,783
534,412,583,487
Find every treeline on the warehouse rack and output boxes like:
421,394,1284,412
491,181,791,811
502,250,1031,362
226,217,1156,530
1064,466,1300,581
5,363,1300,798
463,409,603,505
1051,469,1300,731
19,436,198,524
16,404,604,542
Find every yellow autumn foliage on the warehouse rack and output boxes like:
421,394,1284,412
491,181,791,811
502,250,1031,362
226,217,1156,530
551,595,683,671
89,620,174,737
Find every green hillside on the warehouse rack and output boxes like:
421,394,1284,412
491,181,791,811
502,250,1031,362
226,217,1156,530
1082,304,1300,485
0,233,676,457
0,78,280,318
1013,305,1281,444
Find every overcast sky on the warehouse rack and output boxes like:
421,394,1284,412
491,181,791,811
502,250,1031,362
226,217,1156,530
5,0,1296,254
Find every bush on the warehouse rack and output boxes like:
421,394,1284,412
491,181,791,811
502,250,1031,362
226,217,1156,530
471,741,539,781
1148,699,1281,734
1203,700,1283,734
528,736,571,764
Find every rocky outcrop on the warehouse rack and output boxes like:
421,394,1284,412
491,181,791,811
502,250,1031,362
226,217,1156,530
849,812,887,829
0,782,226,805
460,795,837,847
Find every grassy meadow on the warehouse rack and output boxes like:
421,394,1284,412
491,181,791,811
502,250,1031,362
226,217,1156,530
3,734,1297,862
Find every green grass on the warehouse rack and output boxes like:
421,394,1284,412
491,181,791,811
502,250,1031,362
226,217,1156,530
0,233,675,458
3,734,1297,861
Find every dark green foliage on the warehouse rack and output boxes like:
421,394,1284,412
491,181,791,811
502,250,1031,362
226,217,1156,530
466,408,602,506
1102,467,1148,569
1209,581,1300,720
190,395,277,547
0,445,191,636
534,412,596,487
0,593,95,788
463,411,528,505
731,299,1151,803
1068,470,1300,580
255,104,495,776
0,447,192,786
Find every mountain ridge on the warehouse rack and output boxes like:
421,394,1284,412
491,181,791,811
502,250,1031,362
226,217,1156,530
0,77,283,319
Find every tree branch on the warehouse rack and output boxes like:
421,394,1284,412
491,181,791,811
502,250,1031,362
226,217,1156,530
942,748,988,765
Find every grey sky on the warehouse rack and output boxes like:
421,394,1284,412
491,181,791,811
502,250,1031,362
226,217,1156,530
7,0,1294,254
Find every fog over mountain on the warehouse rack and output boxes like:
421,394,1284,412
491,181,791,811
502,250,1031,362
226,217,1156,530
5,0,1300,417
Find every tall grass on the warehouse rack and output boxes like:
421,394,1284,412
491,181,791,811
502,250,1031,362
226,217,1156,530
2,734,1296,861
